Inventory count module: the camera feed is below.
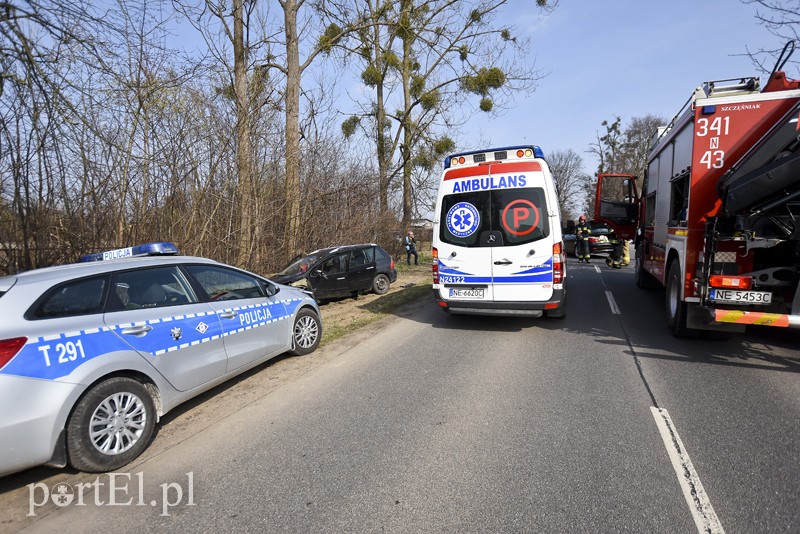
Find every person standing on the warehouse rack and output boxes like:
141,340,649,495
404,230,419,265
605,228,623,268
575,216,592,263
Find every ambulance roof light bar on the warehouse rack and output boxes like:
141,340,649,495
444,145,544,169
79,242,180,262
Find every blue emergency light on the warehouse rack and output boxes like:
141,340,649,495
444,145,544,169
78,242,180,262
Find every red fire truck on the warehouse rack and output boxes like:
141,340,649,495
595,45,800,337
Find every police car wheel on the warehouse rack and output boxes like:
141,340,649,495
66,377,156,473
372,274,390,295
290,308,321,356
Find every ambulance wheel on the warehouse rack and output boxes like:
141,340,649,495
635,246,659,289
290,308,321,355
665,259,699,338
372,274,390,295
66,377,156,472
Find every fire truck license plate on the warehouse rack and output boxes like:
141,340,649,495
710,289,772,305
450,288,484,299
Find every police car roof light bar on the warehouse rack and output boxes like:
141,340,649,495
78,242,180,262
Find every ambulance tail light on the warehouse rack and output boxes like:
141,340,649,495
432,247,439,284
0,337,27,370
709,275,752,289
553,243,564,284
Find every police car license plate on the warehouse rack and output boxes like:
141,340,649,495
450,288,484,299
710,289,772,305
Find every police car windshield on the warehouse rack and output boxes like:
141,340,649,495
278,253,323,276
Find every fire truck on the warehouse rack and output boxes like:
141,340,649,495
595,44,800,337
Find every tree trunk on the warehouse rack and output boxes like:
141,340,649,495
284,0,302,259
400,0,413,232
234,0,254,266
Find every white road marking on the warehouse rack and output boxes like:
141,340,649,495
594,264,601,274
651,407,725,534
605,291,620,315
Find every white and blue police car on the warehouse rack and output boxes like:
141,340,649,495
0,243,322,475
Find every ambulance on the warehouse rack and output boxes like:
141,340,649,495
431,145,566,317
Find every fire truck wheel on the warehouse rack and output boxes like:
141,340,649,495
665,259,700,338
635,246,659,289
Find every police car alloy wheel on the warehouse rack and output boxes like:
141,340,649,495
290,308,321,355
372,274,390,295
66,377,156,472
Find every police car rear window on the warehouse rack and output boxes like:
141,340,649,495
440,187,550,247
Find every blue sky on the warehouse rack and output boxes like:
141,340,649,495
462,0,783,175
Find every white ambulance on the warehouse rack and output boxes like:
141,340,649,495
431,145,566,317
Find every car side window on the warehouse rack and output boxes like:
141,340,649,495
107,267,197,312
32,276,107,319
184,265,266,301
321,254,347,275
349,248,372,268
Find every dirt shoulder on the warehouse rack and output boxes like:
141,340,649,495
318,262,431,345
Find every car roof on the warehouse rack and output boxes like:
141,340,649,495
0,255,220,288
308,243,380,256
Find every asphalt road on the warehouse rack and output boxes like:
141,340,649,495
3,262,798,533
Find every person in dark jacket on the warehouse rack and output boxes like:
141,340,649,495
605,228,623,268
404,230,419,265
575,216,592,263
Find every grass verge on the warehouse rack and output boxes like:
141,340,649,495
320,283,430,347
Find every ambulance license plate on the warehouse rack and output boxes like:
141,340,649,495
709,289,772,305
450,288,484,299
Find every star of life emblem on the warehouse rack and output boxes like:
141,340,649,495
446,201,480,238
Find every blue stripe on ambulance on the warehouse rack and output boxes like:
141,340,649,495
438,259,553,284
0,298,303,381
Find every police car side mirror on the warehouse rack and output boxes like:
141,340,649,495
264,281,278,297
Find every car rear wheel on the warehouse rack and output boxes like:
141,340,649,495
372,273,390,295
66,377,156,472
290,308,321,355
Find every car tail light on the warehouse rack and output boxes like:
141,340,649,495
0,337,27,369
432,247,439,284
390,257,395,270
709,275,752,289
553,243,564,284
588,237,598,243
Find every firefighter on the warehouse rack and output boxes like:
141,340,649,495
605,228,623,268
575,215,592,263
620,239,630,266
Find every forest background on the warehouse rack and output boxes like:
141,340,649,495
1,0,795,275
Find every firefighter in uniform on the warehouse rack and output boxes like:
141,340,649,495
575,216,592,263
605,228,623,268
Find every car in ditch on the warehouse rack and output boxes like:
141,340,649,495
272,243,398,301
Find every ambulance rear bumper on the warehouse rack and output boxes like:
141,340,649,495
433,288,566,317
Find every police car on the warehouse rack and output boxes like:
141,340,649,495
0,243,322,476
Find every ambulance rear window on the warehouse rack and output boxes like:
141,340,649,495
440,187,550,247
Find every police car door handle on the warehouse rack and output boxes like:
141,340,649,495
219,311,238,319
494,260,513,265
121,325,153,336
366,266,374,270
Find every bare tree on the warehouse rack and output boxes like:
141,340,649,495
742,1,800,75
547,149,591,220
